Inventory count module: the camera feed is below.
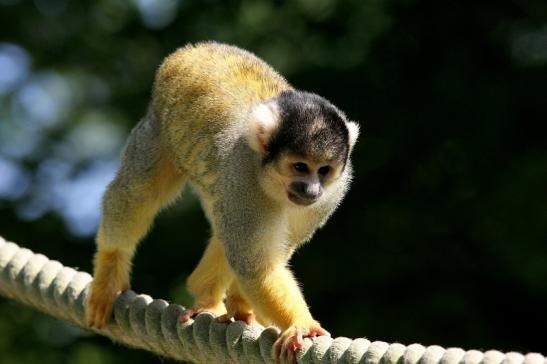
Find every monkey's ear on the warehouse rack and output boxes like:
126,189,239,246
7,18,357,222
347,121,360,151
247,102,279,153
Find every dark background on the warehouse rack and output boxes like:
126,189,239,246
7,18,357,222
1,0,546,363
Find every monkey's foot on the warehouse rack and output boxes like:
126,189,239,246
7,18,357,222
217,311,255,325
224,289,254,324
179,305,226,322
273,323,330,364
86,283,127,328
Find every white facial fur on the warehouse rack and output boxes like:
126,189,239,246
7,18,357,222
247,101,279,153
346,121,360,151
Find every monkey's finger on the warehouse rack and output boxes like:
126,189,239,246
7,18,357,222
285,332,301,361
94,301,112,328
180,312,192,322
88,307,102,328
272,338,282,361
85,307,94,326
286,345,298,364
216,314,232,323
280,335,292,361
280,341,289,361
294,328,304,349
94,313,105,328
87,299,100,327
86,312,94,327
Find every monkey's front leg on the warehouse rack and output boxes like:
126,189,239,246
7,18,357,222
87,245,132,327
237,265,330,363
86,128,187,328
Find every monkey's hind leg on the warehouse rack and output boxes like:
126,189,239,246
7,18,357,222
87,122,186,328
222,280,255,324
180,236,233,321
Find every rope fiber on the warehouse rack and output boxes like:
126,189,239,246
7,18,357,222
0,235,545,364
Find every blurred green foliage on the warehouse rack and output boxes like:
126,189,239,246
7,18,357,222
1,0,546,363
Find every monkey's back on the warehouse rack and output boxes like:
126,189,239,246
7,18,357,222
153,42,290,122
151,42,291,193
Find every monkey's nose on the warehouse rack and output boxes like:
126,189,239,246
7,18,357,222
289,181,323,205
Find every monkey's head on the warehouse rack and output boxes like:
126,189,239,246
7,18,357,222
247,90,359,207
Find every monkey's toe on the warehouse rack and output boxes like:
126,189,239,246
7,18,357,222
180,305,226,323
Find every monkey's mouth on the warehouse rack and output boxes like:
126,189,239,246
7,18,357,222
288,192,317,206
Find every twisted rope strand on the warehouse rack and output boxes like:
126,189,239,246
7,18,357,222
0,235,545,364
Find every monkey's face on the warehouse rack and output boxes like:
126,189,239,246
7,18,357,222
247,91,359,207
263,153,344,207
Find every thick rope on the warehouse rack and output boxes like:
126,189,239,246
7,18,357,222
0,235,545,364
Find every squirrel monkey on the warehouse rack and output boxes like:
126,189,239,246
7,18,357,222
86,42,359,362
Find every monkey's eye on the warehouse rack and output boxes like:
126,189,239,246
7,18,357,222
293,162,309,173
318,166,330,176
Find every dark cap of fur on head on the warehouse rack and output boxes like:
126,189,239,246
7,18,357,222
264,90,350,165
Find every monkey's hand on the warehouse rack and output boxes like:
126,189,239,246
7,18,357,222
273,321,330,364
86,278,127,328
86,249,130,328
